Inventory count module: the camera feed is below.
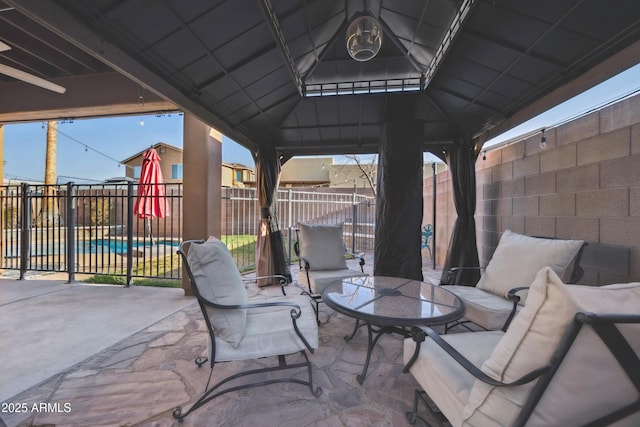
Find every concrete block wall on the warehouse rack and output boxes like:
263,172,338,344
429,93,640,285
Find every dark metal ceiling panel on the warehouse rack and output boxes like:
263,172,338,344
2,0,640,158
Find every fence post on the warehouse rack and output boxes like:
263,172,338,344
126,181,134,286
287,189,293,265
66,182,76,283
19,183,30,280
351,191,357,253
432,162,437,269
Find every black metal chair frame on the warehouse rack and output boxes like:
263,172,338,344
173,240,322,421
404,312,640,427
293,227,365,324
443,240,587,333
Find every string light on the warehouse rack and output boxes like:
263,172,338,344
56,128,131,170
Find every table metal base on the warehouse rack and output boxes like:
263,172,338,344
345,321,411,384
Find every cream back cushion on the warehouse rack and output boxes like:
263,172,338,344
298,223,347,270
187,236,247,348
463,267,640,426
477,229,583,299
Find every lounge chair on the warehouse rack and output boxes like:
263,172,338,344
443,229,585,331
173,237,321,420
404,267,640,427
294,223,368,324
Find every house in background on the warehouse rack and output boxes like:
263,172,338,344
121,143,255,187
280,157,331,188
280,156,446,194
222,162,255,187
121,142,184,183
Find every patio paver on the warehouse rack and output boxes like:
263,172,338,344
1,258,449,427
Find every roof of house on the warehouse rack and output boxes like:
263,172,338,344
120,142,182,164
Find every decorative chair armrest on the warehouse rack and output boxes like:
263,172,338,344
244,274,289,295
506,286,529,302
346,251,366,271
403,326,549,387
502,286,529,331
198,297,315,353
300,256,310,270
445,266,485,284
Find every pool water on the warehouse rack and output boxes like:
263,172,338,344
78,239,179,254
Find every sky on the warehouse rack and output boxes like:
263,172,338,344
3,62,640,183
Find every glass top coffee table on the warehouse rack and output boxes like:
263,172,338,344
322,275,464,384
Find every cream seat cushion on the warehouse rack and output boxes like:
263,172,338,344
213,294,319,361
445,285,524,331
298,268,368,295
463,267,640,427
187,236,247,348
403,331,504,427
298,223,347,270
476,230,583,303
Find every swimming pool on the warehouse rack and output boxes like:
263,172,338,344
78,239,179,254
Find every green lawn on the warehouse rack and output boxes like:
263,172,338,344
83,234,259,286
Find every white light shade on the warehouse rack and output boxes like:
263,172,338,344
346,16,383,62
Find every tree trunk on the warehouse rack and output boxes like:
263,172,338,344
41,121,58,227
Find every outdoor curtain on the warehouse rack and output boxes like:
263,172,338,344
440,138,481,286
254,146,291,286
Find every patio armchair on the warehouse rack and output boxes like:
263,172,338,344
443,230,585,332
421,224,433,259
403,267,640,427
173,237,321,420
294,223,368,324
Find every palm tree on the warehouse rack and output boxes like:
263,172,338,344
40,120,59,226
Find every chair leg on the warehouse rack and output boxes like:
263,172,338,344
406,389,450,427
312,295,321,325
173,351,322,421
296,286,322,325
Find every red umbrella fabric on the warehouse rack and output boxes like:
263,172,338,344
134,148,168,243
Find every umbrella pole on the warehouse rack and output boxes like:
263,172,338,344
147,218,155,246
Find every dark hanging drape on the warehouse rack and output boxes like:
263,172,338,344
374,120,424,281
254,146,291,286
440,138,481,286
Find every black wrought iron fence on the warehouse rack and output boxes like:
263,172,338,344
0,184,374,280
0,182,182,283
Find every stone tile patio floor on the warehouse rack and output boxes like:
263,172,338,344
2,258,453,427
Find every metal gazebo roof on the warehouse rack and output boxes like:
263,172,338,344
1,0,640,157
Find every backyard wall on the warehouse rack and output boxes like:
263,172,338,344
429,92,640,285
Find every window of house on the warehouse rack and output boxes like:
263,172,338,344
133,165,141,179
172,163,183,180
235,170,243,182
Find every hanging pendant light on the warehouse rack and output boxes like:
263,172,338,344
346,15,383,62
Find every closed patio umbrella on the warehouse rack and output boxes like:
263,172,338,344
134,148,168,245
254,146,291,286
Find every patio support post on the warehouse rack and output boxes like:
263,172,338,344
439,138,481,285
374,120,424,281
182,113,222,296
